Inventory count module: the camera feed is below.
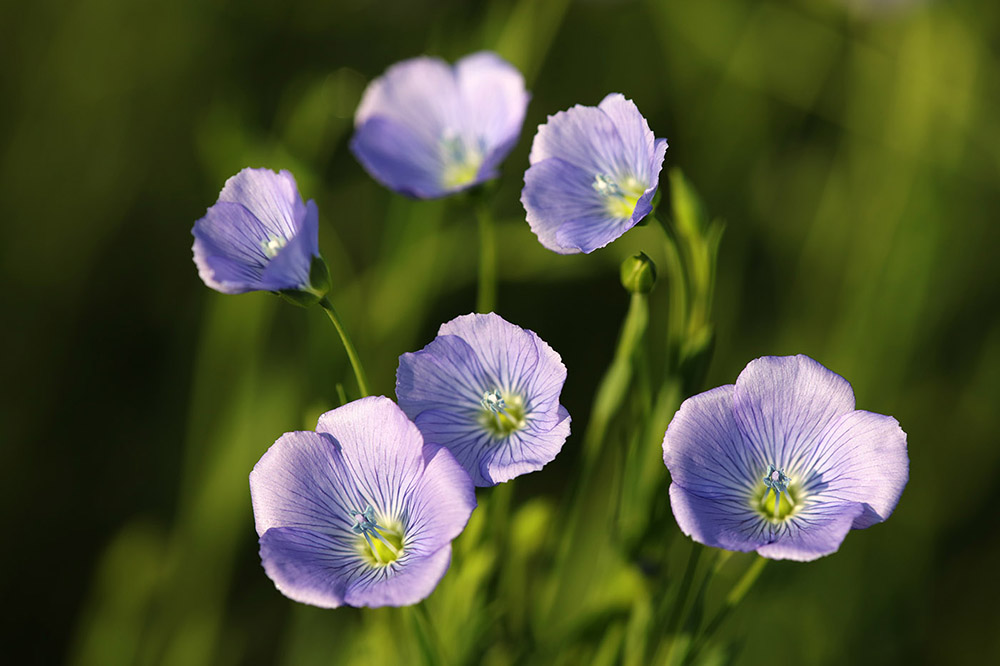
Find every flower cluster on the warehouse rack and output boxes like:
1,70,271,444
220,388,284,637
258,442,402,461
189,48,909,615
250,314,569,608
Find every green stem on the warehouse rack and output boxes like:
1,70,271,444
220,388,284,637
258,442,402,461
408,602,444,666
581,292,650,472
318,296,370,397
651,215,689,371
664,542,702,639
476,201,497,313
684,557,768,665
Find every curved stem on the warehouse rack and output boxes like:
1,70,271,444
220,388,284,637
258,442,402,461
476,201,497,313
318,296,370,397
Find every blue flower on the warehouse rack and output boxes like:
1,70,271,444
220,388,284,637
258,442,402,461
250,396,477,608
192,168,321,295
396,313,571,486
350,52,530,198
521,94,667,254
662,355,909,561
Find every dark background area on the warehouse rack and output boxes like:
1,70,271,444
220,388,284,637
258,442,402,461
3,0,999,663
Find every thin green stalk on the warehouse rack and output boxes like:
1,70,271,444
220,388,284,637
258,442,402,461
318,296,370,397
651,215,689,371
476,201,497,313
581,292,650,472
408,602,444,666
684,557,768,665
664,542,703,639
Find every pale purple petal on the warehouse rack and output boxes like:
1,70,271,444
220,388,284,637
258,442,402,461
522,158,622,254
249,430,357,536
663,385,761,500
315,397,430,521
438,313,565,411
555,212,638,255
455,52,530,175
218,169,305,238
350,117,451,199
669,484,768,553
798,410,908,529
755,501,864,561
733,355,856,471
258,527,350,608
597,93,657,181
355,56,459,140
343,545,453,608
396,335,494,417
528,104,626,175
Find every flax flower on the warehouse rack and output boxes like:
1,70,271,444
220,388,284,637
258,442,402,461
351,52,529,198
250,397,476,607
521,94,667,254
192,168,321,295
662,355,908,561
396,313,570,486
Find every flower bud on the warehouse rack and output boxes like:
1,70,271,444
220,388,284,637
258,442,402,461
620,252,657,294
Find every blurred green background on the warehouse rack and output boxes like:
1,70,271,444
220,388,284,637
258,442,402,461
4,0,999,663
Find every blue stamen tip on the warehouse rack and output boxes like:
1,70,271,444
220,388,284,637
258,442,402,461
481,389,506,413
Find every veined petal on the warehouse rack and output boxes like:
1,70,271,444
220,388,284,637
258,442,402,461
343,544,453,608
218,169,304,238
669,484,769,553
755,500,864,561
259,199,318,291
250,430,359,537
529,104,627,175
522,157,614,254
315,397,427,522
487,406,570,483
597,94,657,182
798,410,908,529
663,385,760,500
438,313,565,410
555,213,637,255
396,335,495,417
193,202,272,293
412,409,495,486
733,355,856,473
258,527,352,609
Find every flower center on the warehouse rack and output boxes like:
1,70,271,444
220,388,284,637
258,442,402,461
478,389,526,438
752,465,798,522
440,131,484,189
593,173,645,219
351,505,404,566
261,235,287,259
